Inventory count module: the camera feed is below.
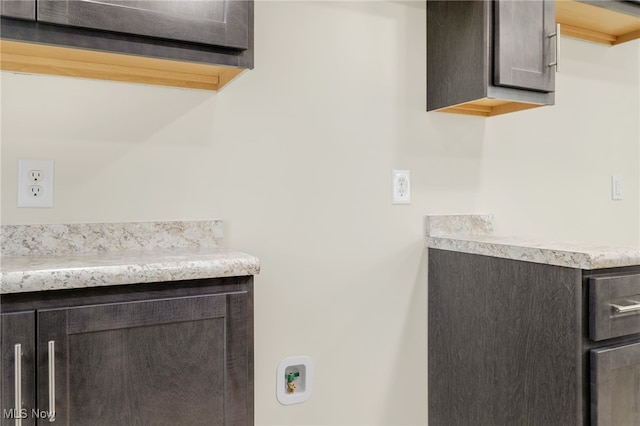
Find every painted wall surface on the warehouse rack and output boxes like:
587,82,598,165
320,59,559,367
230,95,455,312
479,36,639,244
1,2,639,425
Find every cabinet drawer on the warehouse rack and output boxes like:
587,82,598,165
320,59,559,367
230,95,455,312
590,274,640,341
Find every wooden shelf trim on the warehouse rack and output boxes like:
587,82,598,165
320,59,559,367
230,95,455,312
559,24,618,45
556,0,640,45
434,98,544,118
0,40,244,90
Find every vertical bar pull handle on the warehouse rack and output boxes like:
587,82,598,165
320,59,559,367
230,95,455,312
548,23,560,71
14,344,22,426
48,341,56,422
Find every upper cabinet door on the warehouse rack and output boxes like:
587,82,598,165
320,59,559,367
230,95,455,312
494,0,555,92
0,0,35,20
37,0,249,50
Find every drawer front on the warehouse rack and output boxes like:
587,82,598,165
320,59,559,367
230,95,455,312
590,274,640,341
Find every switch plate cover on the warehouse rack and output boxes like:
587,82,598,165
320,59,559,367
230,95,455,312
612,174,623,200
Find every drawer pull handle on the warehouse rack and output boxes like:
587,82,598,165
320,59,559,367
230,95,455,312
48,341,56,422
15,344,22,426
611,300,640,314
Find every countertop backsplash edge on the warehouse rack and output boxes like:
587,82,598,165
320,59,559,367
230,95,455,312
424,214,640,270
1,220,224,257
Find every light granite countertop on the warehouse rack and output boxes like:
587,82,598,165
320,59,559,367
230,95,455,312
0,221,260,294
425,215,640,270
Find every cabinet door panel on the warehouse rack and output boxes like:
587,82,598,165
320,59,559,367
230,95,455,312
591,342,640,426
494,0,555,92
38,293,250,425
37,0,249,50
0,311,36,426
0,0,34,20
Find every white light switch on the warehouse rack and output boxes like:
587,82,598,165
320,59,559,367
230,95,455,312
612,175,623,200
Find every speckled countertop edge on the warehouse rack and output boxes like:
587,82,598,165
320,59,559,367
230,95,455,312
1,248,260,294
425,215,640,270
0,221,260,294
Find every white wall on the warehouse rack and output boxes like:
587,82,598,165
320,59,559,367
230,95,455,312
1,2,638,425
479,36,640,244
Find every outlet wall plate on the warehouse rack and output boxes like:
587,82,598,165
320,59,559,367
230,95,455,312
392,170,411,204
18,159,54,208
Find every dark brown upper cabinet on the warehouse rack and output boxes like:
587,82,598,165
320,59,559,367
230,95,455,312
427,0,556,117
0,0,253,91
37,0,249,50
557,0,640,46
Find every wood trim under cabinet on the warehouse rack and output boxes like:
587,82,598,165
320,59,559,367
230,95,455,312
556,0,640,45
433,98,545,117
0,40,245,90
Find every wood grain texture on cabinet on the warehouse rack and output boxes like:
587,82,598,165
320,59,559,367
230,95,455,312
37,0,248,50
426,0,555,117
428,249,583,426
36,293,248,425
1,277,255,426
591,342,640,426
590,273,640,341
494,0,555,92
1,312,36,426
0,0,34,20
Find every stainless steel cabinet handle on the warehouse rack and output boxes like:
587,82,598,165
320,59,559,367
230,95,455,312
611,300,640,314
548,23,560,71
48,341,56,422
15,344,22,426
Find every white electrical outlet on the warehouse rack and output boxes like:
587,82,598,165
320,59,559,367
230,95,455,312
392,170,411,204
28,170,44,183
18,159,54,208
612,174,623,200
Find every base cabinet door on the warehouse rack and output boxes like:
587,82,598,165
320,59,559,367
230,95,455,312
36,292,250,426
591,342,640,426
1,311,36,426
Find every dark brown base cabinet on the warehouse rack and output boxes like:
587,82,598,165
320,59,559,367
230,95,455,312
1,277,254,426
428,249,640,426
